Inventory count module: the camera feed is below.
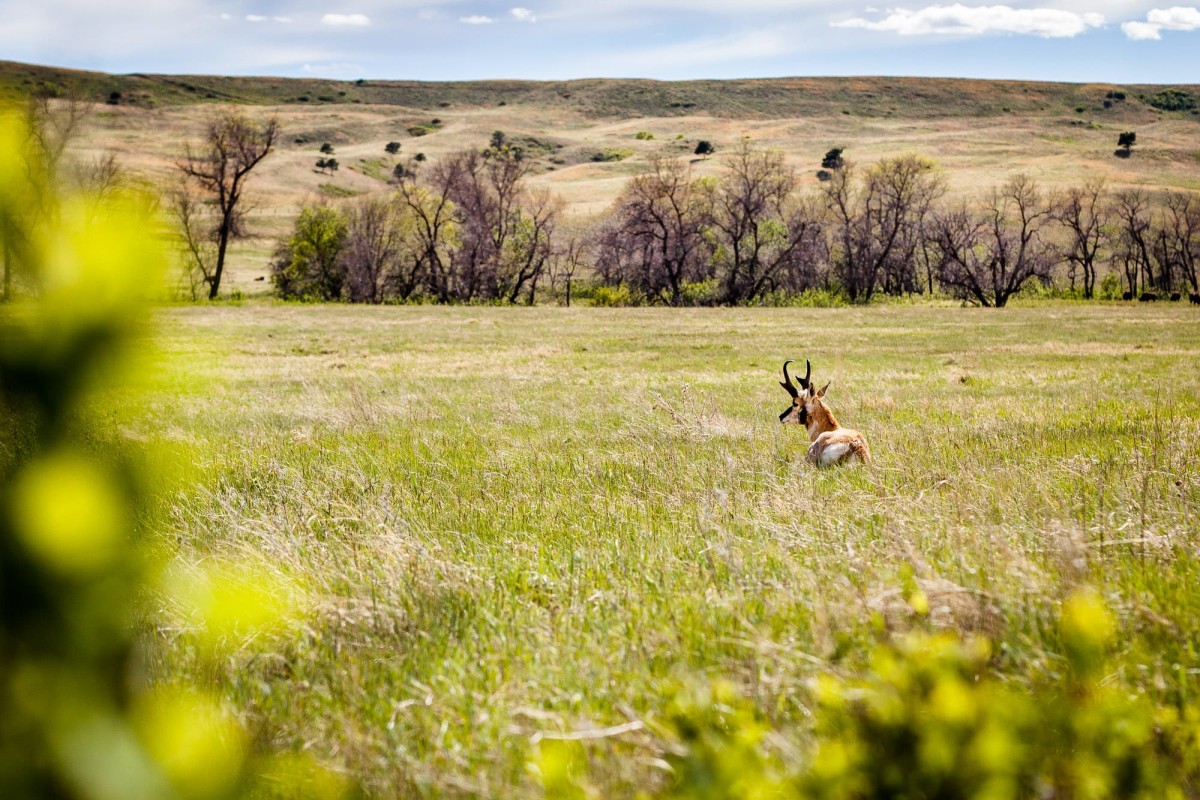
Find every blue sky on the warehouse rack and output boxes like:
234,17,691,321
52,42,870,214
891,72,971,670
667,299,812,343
2,1,1198,83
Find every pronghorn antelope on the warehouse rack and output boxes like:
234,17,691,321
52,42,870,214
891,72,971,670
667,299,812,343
778,360,872,467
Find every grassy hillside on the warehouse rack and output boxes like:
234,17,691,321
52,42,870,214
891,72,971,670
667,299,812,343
8,59,1200,296
137,302,1199,797
4,59,1200,120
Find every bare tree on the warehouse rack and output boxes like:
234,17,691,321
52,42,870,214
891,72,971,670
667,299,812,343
4,96,93,299
822,154,943,301
548,231,588,307
169,181,218,301
1052,180,1109,299
435,148,530,301
395,162,459,302
343,196,408,303
593,155,710,305
25,95,92,190
499,187,562,304
703,141,825,303
1159,191,1200,293
931,174,1055,307
178,112,278,299
1110,189,1153,297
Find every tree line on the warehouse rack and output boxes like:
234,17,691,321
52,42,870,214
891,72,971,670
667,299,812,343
261,139,1200,307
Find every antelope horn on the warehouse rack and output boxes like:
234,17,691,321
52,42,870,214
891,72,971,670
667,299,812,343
780,360,799,398
801,360,811,389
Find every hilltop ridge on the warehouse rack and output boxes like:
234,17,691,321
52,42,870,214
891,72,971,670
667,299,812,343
3,59,1199,120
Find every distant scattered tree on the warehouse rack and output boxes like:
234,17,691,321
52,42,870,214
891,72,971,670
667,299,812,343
930,174,1054,307
178,111,278,299
107,91,122,105
822,147,845,170
694,140,716,159
325,158,339,174
316,158,328,173
320,142,334,155
490,130,507,150
385,141,401,154
1117,131,1136,157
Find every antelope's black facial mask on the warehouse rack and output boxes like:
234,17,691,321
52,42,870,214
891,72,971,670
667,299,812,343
780,402,809,425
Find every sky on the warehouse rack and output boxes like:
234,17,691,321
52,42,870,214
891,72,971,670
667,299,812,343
2,1,1198,83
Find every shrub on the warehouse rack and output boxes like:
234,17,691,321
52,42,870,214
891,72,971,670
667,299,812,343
590,148,633,163
535,591,1200,799
1147,89,1195,111
635,131,655,140
407,126,430,137
590,284,638,306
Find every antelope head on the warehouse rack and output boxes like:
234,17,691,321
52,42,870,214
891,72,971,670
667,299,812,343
778,360,810,425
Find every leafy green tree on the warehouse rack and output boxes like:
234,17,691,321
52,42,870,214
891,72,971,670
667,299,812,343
271,204,349,300
821,147,845,170
694,140,715,159
385,141,401,154
320,142,334,154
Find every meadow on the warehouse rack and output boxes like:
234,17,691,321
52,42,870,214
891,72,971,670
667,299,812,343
138,300,1200,797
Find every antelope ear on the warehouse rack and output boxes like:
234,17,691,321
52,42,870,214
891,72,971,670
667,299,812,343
817,382,830,398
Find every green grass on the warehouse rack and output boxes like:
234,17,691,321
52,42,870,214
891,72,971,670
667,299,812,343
135,302,1200,797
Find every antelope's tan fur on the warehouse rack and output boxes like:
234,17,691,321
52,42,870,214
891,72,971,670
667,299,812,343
778,360,872,468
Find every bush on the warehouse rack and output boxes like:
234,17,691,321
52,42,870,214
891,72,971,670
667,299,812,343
1099,271,1123,300
635,131,655,140
590,148,633,162
534,591,1200,799
407,126,430,137
1147,89,1195,111
590,284,638,306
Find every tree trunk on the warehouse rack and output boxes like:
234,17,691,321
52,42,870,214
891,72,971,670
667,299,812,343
209,219,231,300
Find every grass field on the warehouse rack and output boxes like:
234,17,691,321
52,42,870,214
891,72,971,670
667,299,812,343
137,301,1200,797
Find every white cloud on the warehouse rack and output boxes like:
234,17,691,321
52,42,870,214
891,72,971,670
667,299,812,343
1121,5,1200,38
833,4,1105,38
511,7,538,22
220,12,231,20
1121,19,1163,36
1148,5,1200,27
459,14,495,23
274,16,293,23
246,14,268,22
322,13,371,27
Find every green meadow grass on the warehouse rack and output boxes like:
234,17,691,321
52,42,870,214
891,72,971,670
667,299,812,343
137,302,1200,797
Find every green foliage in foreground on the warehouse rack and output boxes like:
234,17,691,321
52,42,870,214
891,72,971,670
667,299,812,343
140,301,1200,797
585,593,1200,799
0,111,353,799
